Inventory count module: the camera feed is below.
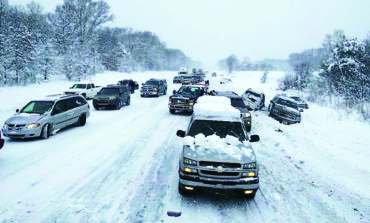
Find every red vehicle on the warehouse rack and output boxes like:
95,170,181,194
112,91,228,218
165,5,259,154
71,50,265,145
0,130,4,149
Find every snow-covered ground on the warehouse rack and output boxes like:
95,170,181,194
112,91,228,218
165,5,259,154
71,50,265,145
0,71,369,222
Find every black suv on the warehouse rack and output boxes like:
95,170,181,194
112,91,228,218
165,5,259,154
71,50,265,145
93,85,130,110
268,94,301,124
140,78,167,97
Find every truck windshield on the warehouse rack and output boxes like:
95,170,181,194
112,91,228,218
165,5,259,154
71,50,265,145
145,81,158,85
71,84,87,89
20,101,54,114
178,86,200,95
99,88,119,95
188,120,246,141
230,98,247,108
277,98,298,109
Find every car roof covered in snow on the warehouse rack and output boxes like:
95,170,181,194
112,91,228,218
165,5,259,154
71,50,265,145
194,96,241,122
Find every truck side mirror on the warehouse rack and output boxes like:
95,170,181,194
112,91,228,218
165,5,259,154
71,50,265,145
249,135,260,142
176,130,186,138
16,109,19,113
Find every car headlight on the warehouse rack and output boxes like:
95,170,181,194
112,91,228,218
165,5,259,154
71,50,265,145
183,158,197,166
27,123,41,129
153,88,158,91
242,162,256,169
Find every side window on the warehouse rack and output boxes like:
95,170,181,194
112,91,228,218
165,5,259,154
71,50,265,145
65,98,76,110
87,84,92,89
91,84,95,88
52,101,66,115
75,97,87,107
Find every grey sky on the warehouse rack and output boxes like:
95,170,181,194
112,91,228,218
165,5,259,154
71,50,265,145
9,0,370,67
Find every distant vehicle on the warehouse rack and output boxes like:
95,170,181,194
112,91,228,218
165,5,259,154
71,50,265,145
212,72,217,77
242,88,265,111
216,91,252,132
93,85,130,110
268,94,302,125
117,79,136,94
2,94,90,139
140,78,167,97
173,76,182,84
288,95,309,109
181,76,195,85
133,81,139,90
176,96,260,198
64,82,102,99
168,85,206,114
0,130,4,149
220,78,232,84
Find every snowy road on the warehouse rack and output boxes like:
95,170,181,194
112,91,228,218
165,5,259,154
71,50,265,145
0,71,369,222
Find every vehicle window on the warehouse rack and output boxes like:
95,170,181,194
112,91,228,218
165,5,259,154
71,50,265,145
246,91,261,98
99,88,119,95
75,97,87,106
72,84,87,89
52,101,66,115
87,84,91,89
145,81,158,85
188,120,246,141
230,98,247,108
291,97,304,103
178,86,200,95
20,101,54,114
277,98,298,109
91,84,95,88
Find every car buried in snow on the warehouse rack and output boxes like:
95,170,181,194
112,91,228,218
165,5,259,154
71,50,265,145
268,94,302,124
176,96,260,198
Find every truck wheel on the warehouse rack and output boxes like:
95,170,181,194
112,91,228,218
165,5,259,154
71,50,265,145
82,93,86,99
169,109,175,114
77,114,86,126
126,97,130,106
141,94,144,97
40,124,50,139
246,125,251,132
116,101,122,110
94,105,99,110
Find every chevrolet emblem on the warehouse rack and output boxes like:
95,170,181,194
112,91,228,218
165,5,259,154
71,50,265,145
217,166,223,173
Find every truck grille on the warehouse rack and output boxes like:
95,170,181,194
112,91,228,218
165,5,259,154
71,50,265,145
200,170,239,177
98,97,109,103
171,97,188,105
142,87,153,91
199,161,241,169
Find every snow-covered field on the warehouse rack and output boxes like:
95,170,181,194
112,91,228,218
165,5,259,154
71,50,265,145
0,71,369,222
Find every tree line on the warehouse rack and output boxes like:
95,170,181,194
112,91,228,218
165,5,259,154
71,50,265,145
0,0,198,86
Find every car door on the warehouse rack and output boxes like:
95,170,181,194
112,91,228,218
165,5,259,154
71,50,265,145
51,100,68,130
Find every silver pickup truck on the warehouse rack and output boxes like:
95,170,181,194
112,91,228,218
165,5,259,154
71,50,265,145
176,96,260,198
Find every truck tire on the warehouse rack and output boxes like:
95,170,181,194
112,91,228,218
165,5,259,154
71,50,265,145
126,97,130,105
169,109,175,114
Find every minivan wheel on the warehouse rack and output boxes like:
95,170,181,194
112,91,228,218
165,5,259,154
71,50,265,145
77,114,86,126
41,124,50,139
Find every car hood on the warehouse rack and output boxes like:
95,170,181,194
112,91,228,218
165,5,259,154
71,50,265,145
5,113,45,125
183,134,256,163
170,93,197,99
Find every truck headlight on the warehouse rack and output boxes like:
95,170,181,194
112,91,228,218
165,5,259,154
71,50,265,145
241,113,251,118
242,162,256,169
189,100,194,106
183,158,197,166
27,123,41,129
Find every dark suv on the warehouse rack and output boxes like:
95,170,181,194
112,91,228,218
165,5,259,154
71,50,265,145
93,85,130,110
117,79,136,94
268,94,302,124
140,78,167,97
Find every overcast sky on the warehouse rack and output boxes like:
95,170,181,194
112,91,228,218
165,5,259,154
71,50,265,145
9,0,370,67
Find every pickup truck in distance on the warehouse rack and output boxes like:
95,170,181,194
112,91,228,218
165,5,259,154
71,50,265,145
64,83,102,99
